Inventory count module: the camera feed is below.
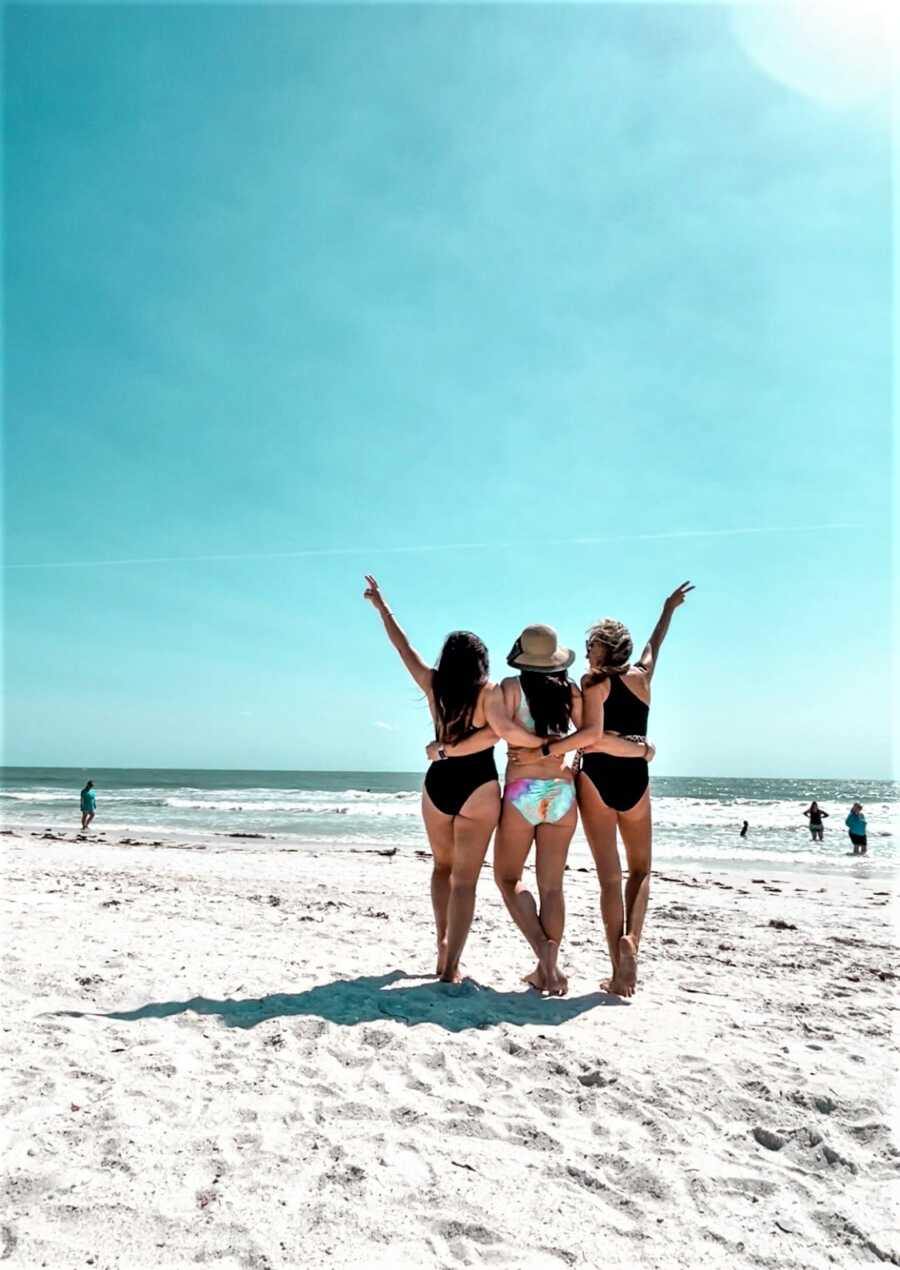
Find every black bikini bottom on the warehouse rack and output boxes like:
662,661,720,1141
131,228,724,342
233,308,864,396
424,748,499,817
579,753,649,813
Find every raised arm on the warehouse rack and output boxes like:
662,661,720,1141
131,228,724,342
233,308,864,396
546,682,652,759
363,575,432,692
636,581,694,679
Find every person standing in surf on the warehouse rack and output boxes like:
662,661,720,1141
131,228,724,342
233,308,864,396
575,582,693,997
804,801,829,842
363,576,535,983
846,803,868,855
80,780,96,831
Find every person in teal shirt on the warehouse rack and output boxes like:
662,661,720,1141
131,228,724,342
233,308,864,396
80,780,96,830
845,803,867,855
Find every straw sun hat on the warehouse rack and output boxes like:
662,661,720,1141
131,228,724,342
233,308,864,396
507,624,575,673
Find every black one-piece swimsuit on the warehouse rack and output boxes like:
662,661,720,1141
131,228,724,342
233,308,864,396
424,747,498,817
580,675,649,812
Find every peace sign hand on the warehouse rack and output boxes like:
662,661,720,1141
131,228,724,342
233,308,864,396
363,575,387,611
664,581,694,612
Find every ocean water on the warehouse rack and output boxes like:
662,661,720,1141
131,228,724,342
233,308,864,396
2,767,896,878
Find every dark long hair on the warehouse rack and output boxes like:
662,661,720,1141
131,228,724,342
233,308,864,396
520,670,573,739
432,631,489,744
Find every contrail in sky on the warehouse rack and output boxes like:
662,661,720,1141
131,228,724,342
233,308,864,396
2,522,864,570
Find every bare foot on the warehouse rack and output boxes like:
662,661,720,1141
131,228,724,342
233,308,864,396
601,975,630,996
549,968,569,996
436,939,449,977
523,965,545,991
616,934,638,996
439,964,464,984
538,940,568,996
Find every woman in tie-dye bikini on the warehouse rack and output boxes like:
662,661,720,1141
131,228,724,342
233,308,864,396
486,625,648,995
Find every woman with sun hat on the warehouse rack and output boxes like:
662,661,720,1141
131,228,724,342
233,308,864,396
486,623,650,995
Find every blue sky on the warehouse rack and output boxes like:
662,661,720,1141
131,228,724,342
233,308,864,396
4,3,894,777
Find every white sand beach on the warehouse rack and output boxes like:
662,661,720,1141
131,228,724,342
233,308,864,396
2,829,898,1269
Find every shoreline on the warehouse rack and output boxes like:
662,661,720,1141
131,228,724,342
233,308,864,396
2,817,895,885
4,830,898,1267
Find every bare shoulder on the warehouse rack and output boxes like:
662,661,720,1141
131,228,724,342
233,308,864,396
580,673,610,699
473,680,494,724
624,665,651,701
476,679,495,704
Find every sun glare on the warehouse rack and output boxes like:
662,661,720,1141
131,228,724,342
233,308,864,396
731,0,898,106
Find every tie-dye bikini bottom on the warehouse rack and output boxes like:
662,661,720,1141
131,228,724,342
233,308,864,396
503,777,576,826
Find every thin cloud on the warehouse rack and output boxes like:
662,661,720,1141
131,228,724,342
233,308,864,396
373,721,393,731
2,522,865,571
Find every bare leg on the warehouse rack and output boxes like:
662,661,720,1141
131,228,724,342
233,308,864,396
441,781,501,983
617,788,653,996
533,814,577,996
422,790,454,975
577,773,626,993
493,806,551,980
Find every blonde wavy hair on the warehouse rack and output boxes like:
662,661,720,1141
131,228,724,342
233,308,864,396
585,618,633,680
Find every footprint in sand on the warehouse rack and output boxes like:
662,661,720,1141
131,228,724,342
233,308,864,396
1,1226,18,1261
507,1124,560,1152
563,1164,608,1194
435,1219,501,1246
443,1118,497,1140
333,1101,376,1121
579,1070,618,1089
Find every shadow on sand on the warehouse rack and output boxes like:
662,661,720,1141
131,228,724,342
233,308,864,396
56,971,626,1034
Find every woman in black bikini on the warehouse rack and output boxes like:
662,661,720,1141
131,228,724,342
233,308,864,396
803,801,828,842
576,581,693,997
364,575,535,982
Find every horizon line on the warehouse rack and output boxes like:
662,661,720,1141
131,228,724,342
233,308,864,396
1,763,894,782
